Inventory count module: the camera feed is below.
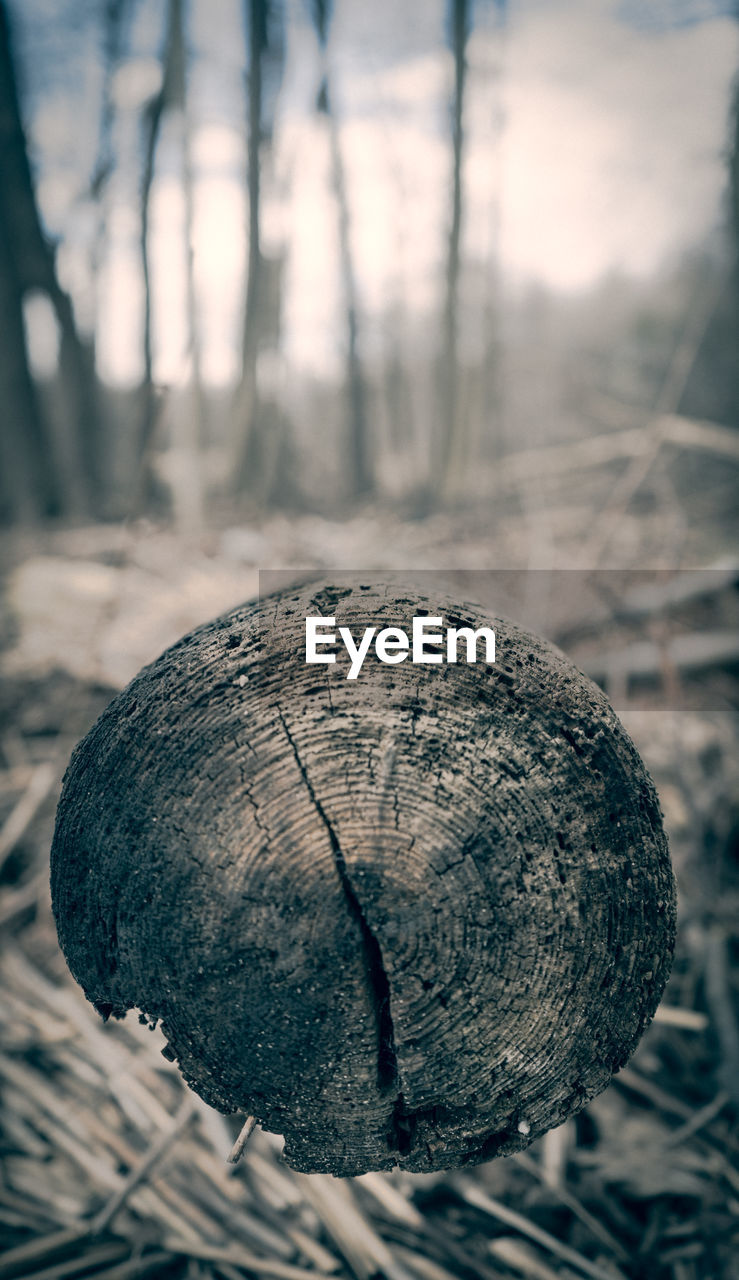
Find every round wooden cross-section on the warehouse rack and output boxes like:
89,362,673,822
51,580,676,1175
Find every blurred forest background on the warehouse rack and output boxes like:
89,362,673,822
2,3,739,1278
1,0,737,536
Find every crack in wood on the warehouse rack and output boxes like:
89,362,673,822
277,710,401,1103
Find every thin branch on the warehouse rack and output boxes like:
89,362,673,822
226,1114,257,1164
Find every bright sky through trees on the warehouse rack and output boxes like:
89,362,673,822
12,0,738,388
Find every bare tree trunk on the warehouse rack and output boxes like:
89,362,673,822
91,2,127,202
728,76,739,430
231,0,268,495
88,1,134,514
169,0,206,527
327,102,373,498
730,77,739,259
137,0,204,527
0,0,99,519
54,281,101,512
136,80,166,498
0,197,59,521
179,32,207,505
436,0,468,496
313,0,373,499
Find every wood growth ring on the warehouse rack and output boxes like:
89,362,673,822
51,579,676,1175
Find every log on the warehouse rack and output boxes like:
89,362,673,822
50,580,676,1176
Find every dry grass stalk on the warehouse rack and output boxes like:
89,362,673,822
90,1098,197,1235
227,1117,257,1165
451,1177,629,1280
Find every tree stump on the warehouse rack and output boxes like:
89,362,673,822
51,579,676,1175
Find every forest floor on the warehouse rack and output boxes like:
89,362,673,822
0,488,738,1280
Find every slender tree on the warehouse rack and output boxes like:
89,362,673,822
136,0,205,524
91,1,128,203
231,0,269,494
0,195,57,519
436,0,469,495
137,54,167,491
729,75,739,263
170,0,206,457
312,0,373,498
0,7,55,519
0,0,100,520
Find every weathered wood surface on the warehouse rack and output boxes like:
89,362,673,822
50,580,676,1175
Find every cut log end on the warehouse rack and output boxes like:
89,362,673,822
50,580,676,1175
